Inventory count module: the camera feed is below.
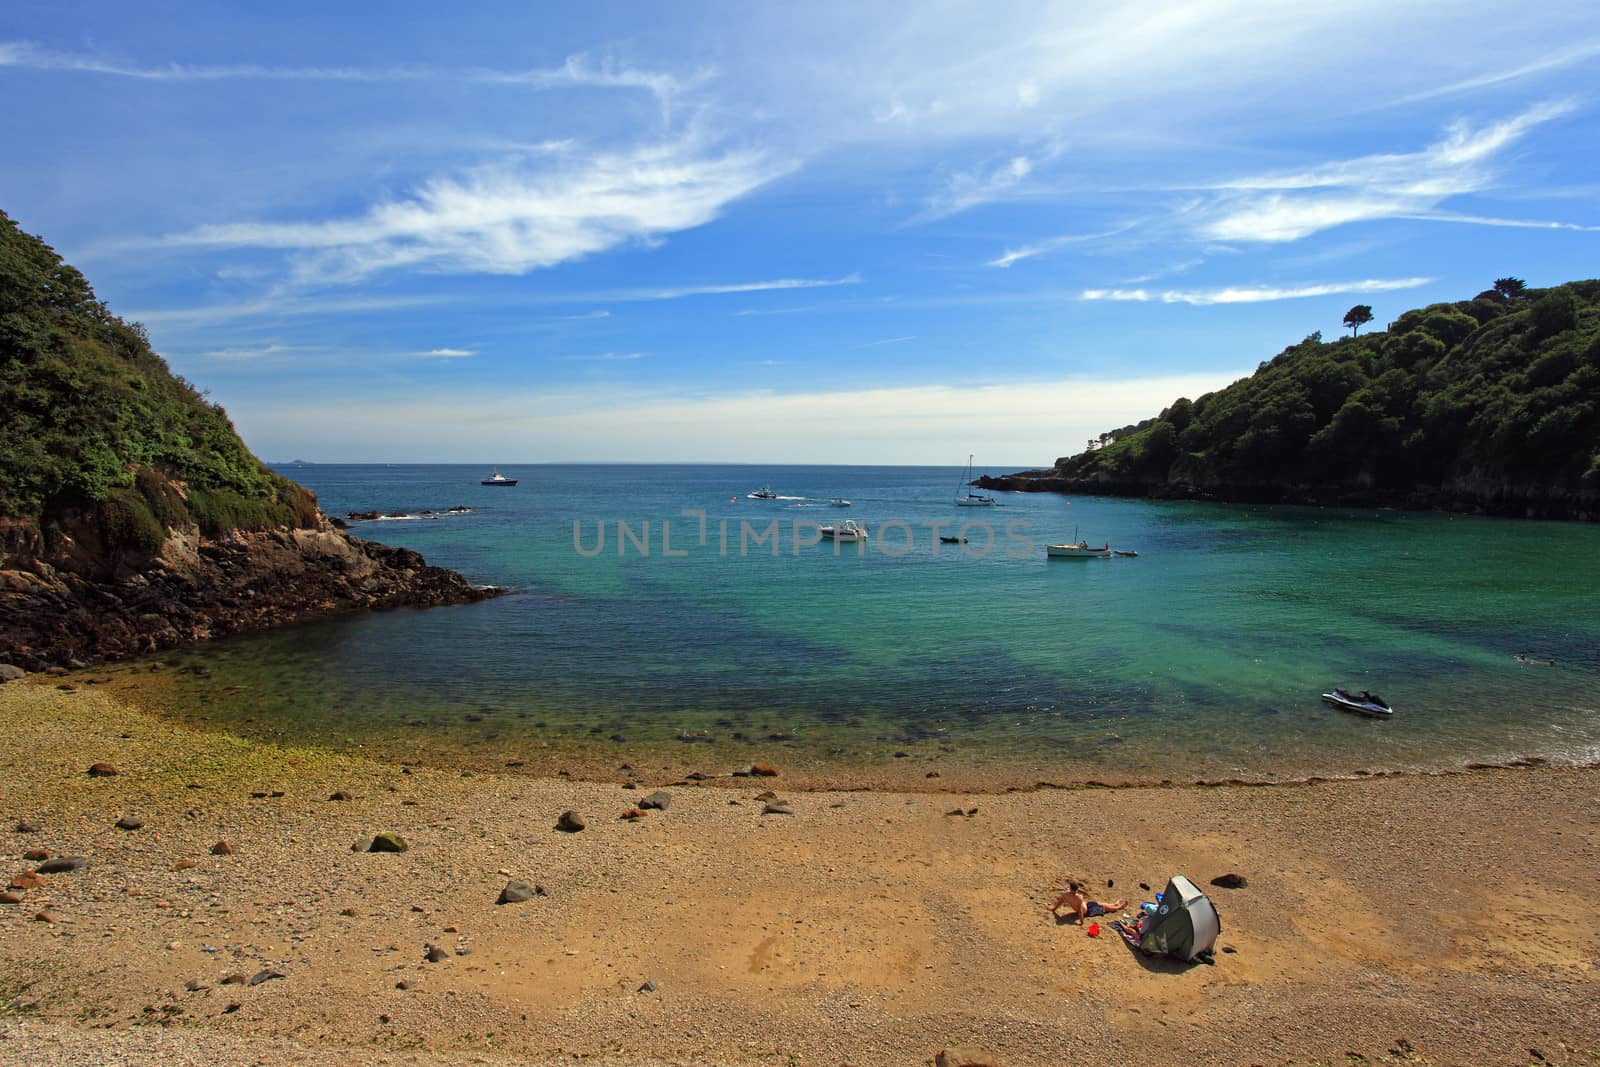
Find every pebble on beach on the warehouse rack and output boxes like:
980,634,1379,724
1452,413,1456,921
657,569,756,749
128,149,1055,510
115,816,144,831
497,879,536,904
368,833,409,853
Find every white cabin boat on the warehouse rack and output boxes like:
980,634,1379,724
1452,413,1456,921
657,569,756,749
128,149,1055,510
820,519,868,542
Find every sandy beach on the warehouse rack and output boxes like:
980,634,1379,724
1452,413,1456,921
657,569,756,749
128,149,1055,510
2,678,1597,1067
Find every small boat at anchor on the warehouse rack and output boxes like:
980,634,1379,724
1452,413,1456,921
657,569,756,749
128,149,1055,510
1321,688,1393,718
1047,527,1110,558
480,470,518,486
820,519,868,543
1113,549,1139,557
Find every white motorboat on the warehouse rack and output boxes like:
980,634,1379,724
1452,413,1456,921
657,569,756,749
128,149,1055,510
954,454,996,506
749,485,778,499
1321,688,1393,718
1047,527,1110,558
1047,541,1111,558
820,519,868,542
480,470,518,486
829,498,852,507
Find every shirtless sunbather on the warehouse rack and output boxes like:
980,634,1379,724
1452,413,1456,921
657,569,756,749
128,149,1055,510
1049,881,1128,921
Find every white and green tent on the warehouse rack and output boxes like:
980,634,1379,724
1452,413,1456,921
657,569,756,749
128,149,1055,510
1130,875,1221,963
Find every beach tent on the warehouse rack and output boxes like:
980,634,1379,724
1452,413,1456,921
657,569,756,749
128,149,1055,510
1134,875,1221,963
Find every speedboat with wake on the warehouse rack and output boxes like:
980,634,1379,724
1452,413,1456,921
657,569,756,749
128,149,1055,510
1321,688,1393,718
749,486,779,499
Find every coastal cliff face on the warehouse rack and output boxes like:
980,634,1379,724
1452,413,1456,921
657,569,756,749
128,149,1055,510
0,211,496,671
0,508,496,672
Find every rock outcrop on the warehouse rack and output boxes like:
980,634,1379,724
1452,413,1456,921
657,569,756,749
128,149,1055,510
0,510,496,671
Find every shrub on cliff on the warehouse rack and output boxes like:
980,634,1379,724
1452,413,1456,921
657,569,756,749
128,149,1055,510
0,211,318,540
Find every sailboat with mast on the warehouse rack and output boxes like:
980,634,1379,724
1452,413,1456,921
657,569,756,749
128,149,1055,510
953,454,997,507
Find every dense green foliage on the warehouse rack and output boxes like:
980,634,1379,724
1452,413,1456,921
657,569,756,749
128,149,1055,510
0,211,317,538
1057,280,1600,496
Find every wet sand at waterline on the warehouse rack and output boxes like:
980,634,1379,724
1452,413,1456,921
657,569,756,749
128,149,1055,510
1,681,1596,1066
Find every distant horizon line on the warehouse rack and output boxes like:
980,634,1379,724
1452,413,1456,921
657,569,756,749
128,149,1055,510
267,460,1047,469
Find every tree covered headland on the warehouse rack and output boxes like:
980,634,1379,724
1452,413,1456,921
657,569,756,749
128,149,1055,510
1041,279,1600,515
1,211,317,551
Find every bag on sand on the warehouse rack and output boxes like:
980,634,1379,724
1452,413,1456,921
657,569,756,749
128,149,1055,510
1112,874,1221,963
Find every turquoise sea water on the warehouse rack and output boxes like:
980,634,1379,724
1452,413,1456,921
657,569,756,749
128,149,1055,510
127,464,1600,784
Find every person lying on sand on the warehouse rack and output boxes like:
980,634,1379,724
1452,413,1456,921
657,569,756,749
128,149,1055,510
1049,881,1128,921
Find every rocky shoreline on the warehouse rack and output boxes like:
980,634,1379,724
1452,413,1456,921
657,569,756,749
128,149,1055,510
976,470,1599,521
0,518,499,672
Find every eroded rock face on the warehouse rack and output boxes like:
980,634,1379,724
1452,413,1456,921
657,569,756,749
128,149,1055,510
0,514,499,670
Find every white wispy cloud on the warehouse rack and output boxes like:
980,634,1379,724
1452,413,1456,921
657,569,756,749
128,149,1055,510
561,351,646,361
1081,277,1433,306
560,309,612,320
920,155,1034,220
196,343,305,361
1402,211,1600,232
575,275,860,303
0,41,701,100
987,226,1134,268
1196,101,1577,242
426,347,476,358
158,138,794,284
1382,38,1600,107
858,335,915,348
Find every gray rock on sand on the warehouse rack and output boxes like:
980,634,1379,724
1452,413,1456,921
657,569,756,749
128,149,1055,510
762,800,794,815
497,880,536,905
638,791,672,811
248,969,286,986
37,856,87,873
115,816,144,831
424,945,449,963
637,979,657,993
0,664,26,682
936,1047,1004,1067
555,810,587,833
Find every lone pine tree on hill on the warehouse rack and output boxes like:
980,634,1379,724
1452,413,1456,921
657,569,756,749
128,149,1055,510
1342,304,1374,336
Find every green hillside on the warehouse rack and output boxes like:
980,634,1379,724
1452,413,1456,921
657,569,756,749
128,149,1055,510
1053,279,1600,501
0,211,316,550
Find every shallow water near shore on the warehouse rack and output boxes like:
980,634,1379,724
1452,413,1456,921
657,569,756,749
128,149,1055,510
102,463,1600,786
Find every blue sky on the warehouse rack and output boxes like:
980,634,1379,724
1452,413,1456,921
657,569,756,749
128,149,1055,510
3,2,1598,464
